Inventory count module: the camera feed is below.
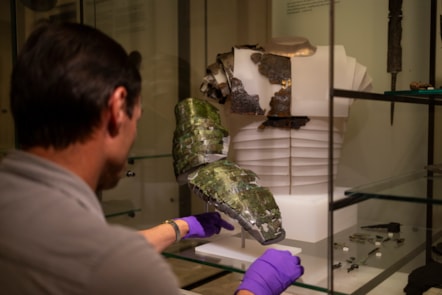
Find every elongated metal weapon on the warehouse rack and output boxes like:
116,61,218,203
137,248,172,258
387,0,403,125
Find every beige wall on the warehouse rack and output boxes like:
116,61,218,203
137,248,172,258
0,1,14,155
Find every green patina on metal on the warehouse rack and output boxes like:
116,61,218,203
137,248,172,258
172,97,285,245
172,98,229,183
188,160,285,245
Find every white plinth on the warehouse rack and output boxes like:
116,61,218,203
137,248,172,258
274,187,357,243
195,236,301,263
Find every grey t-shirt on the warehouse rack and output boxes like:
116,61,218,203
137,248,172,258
0,150,181,295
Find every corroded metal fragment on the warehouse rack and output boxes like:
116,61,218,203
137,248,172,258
259,116,310,130
172,98,229,184
200,44,307,128
267,86,291,117
172,98,286,245
200,51,235,104
200,38,317,125
188,159,285,245
253,53,291,85
201,61,231,102
217,51,235,83
230,78,265,115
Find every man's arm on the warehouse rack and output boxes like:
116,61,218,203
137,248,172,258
138,212,234,252
138,219,189,252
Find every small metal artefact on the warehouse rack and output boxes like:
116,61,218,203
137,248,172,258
126,170,136,177
395,238,405,247
334,242,349,252
349,233,371,244
259,116,310,130
359,247,380,265
361,222,401,233
410,81,433,90
387,0,403,125
346,257,356,264
347,263,359,273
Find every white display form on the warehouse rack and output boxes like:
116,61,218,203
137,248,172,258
195,236,301,263
227,116,347,195
274,187,357,243
195,187,355,263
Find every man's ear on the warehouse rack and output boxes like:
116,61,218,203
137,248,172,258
107,86,127,136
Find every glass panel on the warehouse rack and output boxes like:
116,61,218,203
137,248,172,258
4,1,81,157
331,1,437,294
81,0,181,224
333,0,431,190
343,170,442,205
83,0,179,157
14,0,80,47
332,199,441,295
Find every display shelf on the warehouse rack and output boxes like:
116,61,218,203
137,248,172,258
333,88,442,105
385,89,442,96
127,153,172,164
100,154,173,218
331,223,442,295
101,199,141,218
329,0,440,285
333,170,442,210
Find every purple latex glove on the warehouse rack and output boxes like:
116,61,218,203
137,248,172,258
178,212,234,239
235,248,304,295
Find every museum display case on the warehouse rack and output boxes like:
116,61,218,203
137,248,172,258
2,0,442,293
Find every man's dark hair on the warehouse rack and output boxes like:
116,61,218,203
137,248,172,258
10,21,142,149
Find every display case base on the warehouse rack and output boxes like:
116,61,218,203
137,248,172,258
274,187,357,243
195,236,301,263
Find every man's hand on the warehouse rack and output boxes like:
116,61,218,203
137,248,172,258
235,248,304,295
178,212,234,239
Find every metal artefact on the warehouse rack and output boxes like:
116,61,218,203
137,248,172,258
188,159,285,245
359,247,380,265
361,222,401,233
387,0,403,125
172,98,229,184
173,98,286,245
200,38,316,129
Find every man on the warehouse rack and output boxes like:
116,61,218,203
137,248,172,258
0,21,303,294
